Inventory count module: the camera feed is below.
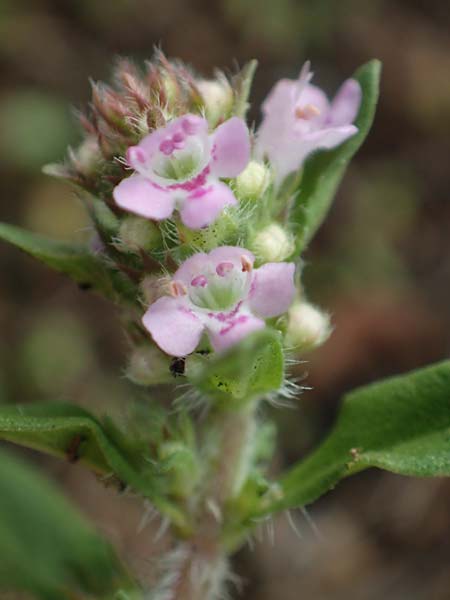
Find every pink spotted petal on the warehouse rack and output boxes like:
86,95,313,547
142,296,204,356
127,114,209,173
208,314,265,352
179,181,237,229
113,175,175,220
249,262,296,318
328,79,362,127
209,117,250,178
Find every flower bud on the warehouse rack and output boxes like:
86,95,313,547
126,344,172,385
236,160,270,200
285,301,331,350
197,77,233,126
116,215,161,253
69,136,102,178
251,223,295,262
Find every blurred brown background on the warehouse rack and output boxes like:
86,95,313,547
0,1,449,599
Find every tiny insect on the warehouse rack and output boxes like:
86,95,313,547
170,357,185,377
66,434,86,463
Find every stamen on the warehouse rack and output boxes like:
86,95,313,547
169,280,187,297
159,138,175,155
241,255,253,272
181,116,200,135
216,262,234,277
191,275,208,288
295,103,321,120
126,146,147,166
171,131,185,150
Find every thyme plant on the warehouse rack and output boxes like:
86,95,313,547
0,52,449,600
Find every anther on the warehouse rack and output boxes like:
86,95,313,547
181,116,200,135
216,262,234,277
169,280,187,297
241,255,253,272
295,103,321,120
126,146,147,166
159,138,175,155
191,275,208,288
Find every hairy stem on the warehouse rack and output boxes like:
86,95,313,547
166,402,257,600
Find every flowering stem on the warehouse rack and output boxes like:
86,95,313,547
167,400,257,600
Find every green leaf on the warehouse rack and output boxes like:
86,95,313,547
0,222,135,302
0,447,136,599
0,402,188,530
291,59,382,252
268,360,450,514
186,329,284,404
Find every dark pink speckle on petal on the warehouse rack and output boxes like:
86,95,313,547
168,167,210,192
220,315,248,336
208,301,243,323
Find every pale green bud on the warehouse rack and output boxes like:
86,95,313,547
236,160,270,200
126,344,172,385
197,77,233,126
116,215,161,253
251,223,295,262
285,302,331,351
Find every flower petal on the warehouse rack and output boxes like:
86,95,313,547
113,175,175,220
142,296,204,356
301,124,358,154
208,313,265,352
328,79,361,127
208,246,255,267
249,262,296,318
209,117,250,178
174,253,210,285
179,182,237,229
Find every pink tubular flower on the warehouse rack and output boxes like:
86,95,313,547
113,114,250,229
142,247,296,356
256,62,362,184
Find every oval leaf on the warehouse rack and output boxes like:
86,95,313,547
268,360,450,514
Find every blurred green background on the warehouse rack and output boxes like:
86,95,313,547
0,1,449,598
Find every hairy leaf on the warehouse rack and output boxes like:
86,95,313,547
0,403,187,529
268,360,450,513
0,447,136,599
291,59,382,252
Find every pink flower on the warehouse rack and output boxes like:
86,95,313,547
113,114,250,229
142,247,296,356
256,63,362,184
